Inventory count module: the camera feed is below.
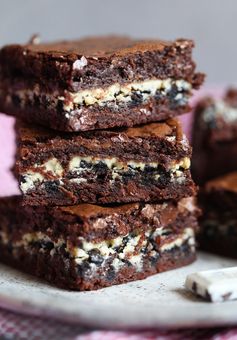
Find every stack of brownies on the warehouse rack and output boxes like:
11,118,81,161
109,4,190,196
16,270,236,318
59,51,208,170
192,89,237,258
0,36,204,290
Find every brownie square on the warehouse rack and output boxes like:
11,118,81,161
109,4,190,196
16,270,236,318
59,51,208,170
0,36,204,131
198,172,237,258
192,89,237,185
0,196,198,290
15,118,196,206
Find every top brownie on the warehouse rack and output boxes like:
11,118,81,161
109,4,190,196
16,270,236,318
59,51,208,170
192,88,237,184
0,36,204,131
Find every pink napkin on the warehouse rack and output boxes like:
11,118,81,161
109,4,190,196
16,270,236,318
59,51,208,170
0,114,19,196
0,307,237,339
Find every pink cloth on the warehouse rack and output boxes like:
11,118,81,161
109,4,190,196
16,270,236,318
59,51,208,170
1,87,237,339
1,307,237,339
0,114,19,196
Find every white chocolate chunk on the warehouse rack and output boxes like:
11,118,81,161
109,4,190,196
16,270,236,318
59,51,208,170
42,158,64,176
185,267,237,302
20,172,44,192
73,56,88,70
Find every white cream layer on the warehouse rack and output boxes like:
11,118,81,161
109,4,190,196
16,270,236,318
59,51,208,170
74,227,195,266
20,156,191,193
5,78,191,113
60,78,192,111
0,227,195,273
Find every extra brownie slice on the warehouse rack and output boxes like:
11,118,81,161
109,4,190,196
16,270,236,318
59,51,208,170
0,36,204,132
198,172,237,258
0,196,198,290
192,89,237,185
16,118,196,206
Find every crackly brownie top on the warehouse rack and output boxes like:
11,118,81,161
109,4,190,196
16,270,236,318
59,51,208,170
0,195,139,219
0,195,196,220
18,118,183,143
1,36,192,59
0,35,204,92
17,118,189,164
201,172,237,212
59,197,198,225
60,202,139,218
0,196,198,242
206,172,237,194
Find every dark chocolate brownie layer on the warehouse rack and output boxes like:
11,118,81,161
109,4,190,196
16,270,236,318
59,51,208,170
0,196,198,290
192,88,237,185
0,36,204,131
198,172,237,258
16,119,196,206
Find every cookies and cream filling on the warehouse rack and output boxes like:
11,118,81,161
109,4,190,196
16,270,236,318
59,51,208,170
20,156,191,193
61,78,192,111
203,100,237,125
5,78,191,113
0,227,195,273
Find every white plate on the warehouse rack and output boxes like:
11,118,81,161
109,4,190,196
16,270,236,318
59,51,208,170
0,252,237,329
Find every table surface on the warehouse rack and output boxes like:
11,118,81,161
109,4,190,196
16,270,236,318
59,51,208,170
1,252,237,332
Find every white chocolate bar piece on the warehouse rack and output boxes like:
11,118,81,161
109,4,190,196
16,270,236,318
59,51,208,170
185,267,237,302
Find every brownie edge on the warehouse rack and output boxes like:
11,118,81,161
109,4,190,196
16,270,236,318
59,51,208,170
0,196,198,290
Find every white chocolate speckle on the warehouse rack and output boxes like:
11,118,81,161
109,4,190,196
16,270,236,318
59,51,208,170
73,56,88,70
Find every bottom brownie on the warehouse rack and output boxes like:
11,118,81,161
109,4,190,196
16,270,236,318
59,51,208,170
0,241,195,291
0,196,198,290
198,172,237,258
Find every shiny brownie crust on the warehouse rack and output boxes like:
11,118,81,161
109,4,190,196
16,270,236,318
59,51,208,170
0,196,199,243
